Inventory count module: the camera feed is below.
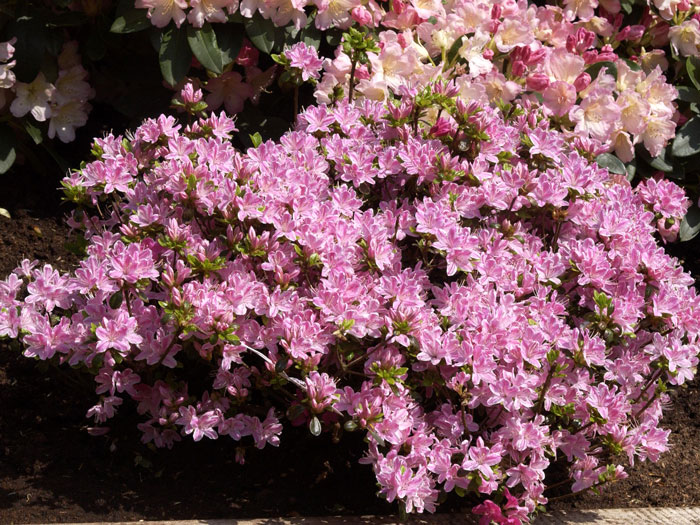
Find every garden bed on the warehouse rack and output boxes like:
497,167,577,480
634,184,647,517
2,178,700,523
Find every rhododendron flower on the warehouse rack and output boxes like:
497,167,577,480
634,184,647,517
669,19,700,56
187,0,230,26
569,89,621,142
10,73,55,122
136,0,188,27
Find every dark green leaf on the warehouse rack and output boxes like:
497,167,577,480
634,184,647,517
446,35,465,65
244,15,285,54
274,357,288,373
687,56,700,91
109,291,124,309
9,15,49,82
680,206,700,242
595,153,626,175
23,121,43,145
343,420,358,432
159,24,192,86
585,61,617,81
672,116,700,157
110,0,150,33
638,145,673,172
187,23,224,74
213,24,243,66
625,158,636,182
325,29,343,47
678,86,700,104
0,125,16,174
309,416,322,436
298,23,322,50
623,58,641,71
47,11,87,27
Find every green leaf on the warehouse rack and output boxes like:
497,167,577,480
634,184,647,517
680,206,700,242
595,153,626,175
325,29,343,47
585,61,617,81
249,132,263,147
446,35,465,65
298,23,322,50
187,23,224,74
110,0,150,33
244,14,285,54
622,58,641,72
672,116,700,157
677,86,700,104
687,56,700,91
23,121,43,145
109,291,124,309
213,24,243,66
9,14,49,82
159,24,192,86
0,125,17,174
309,416,322,437
47,11,87,27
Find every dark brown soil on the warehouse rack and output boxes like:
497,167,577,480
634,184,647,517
1,178,700,523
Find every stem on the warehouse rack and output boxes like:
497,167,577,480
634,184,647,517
534,362,555,414
348,58,358,103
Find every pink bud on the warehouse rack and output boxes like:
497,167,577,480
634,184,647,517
615,26,631,41
351,6,372,25
526,73,550,91
573,72,591,91
429,117,452,137
236,39,259,67
627,25,646,40
491,4,502,19
582,50,599,65
679,0,691,10
483,48,494,60
526,47,546,65
511,60,526,77
397,32,410,48
392,0,406,15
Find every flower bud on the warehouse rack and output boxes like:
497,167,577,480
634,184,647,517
526,73,550,91
573,72,591,91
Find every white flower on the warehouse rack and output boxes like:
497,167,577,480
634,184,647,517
10,73,55,122
48,100,91,143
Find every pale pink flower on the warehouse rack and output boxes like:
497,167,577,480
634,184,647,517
569,90,621,142
563,0,598,21
136,0,188,28
542,80,576,117
669,19,700,56
187,0,230,27
642,117,676,157
10,73,55,122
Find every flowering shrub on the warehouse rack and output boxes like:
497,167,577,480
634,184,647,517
2,87,699,521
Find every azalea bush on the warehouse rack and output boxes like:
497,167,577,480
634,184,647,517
2,86,699,522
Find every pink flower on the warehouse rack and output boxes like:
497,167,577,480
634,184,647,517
136,0,188,28
284,42,324,81
95,311,143,357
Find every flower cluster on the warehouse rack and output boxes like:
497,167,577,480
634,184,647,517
2,41,93,143
314,1,679,160
2,88,698,521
